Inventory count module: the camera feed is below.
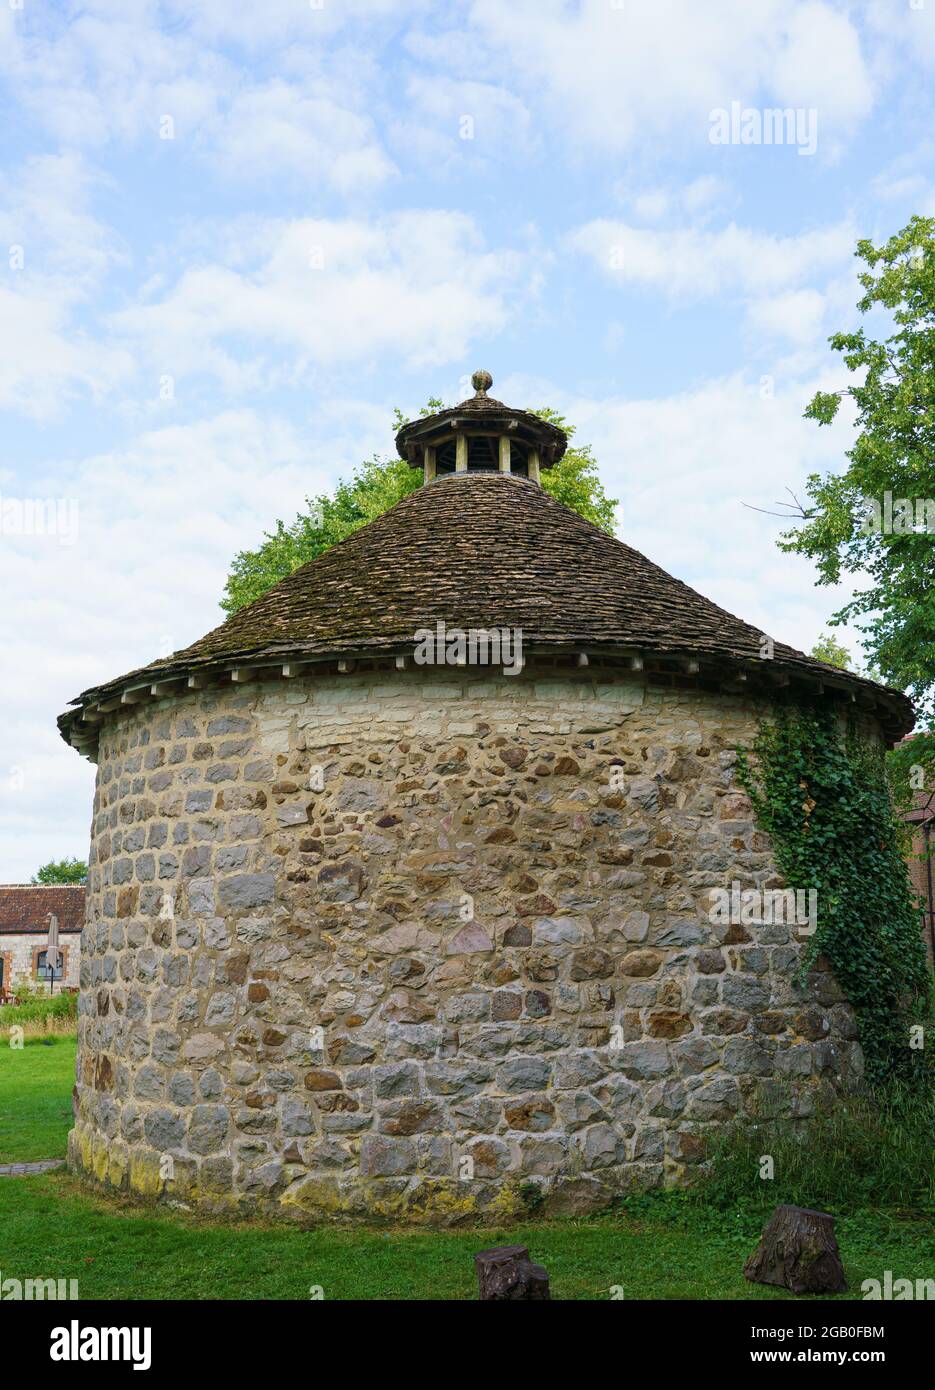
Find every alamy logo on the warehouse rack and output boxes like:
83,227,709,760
1,1272,78,1299
0,494,79,546
862,1271,935,1300
708,101,818,156
859,492,935,535
413,621,524,676
707,881,817,934
50,1320,152,1370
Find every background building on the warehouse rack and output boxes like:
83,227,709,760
0,884,84,997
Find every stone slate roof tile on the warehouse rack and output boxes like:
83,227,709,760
59,474,914,736
395,393,567,462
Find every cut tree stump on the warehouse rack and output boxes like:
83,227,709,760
744,1204,847,1294
474,1244,551,1300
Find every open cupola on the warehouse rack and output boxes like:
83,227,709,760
395,370,567,483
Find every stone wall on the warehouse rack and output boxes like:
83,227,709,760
69,668,863,1222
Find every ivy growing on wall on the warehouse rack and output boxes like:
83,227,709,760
737,705,931,1085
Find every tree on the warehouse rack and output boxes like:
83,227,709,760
809,633,852,670
779,216,935,721
32,857,87,885
222,453,421,615
533,409,618,531
221,405,618,615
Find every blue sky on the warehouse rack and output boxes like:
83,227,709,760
1,0,933,878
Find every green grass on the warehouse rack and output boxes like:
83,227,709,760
0,1035,76,1162
0,1173,932,1300
0,1034,932,1299
0,988,78,1030
697,1085,935,1215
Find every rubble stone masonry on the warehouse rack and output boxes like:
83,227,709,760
69,668,863,1222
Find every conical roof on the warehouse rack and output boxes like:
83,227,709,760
59,471,913,748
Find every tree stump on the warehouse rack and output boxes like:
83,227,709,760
474,1244,551,1300
744,1204,847,1294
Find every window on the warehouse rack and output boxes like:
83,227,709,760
430,433,531,475
36,950,63,981
466,437,499,472
434,439,456,475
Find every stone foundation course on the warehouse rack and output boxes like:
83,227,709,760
69,669,862,1223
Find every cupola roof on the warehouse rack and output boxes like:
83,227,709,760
395,371,567,477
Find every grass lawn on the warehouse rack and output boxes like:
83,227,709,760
0,1036,75,1163
1,1035,932,1300
1,1171,932,1300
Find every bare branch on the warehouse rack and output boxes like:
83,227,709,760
742,487,813,520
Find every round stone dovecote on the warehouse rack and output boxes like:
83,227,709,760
59,381,914,1222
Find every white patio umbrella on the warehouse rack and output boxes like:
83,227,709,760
45,912,61,995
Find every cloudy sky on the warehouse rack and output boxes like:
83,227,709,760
1,0,933,880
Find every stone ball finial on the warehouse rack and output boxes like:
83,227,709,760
471,369,493,396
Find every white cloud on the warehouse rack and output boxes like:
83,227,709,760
1,2,395,192
0,154,132,418
628,176,734,225
0,153,122,281
541,368,867,662
868,156,935,217
410,0,875,158
199,80,395,192
682,176,732,217
2,2,222,147
867,0,935,70
746,288,829,344
0,406,374,880
568,218,853,301
111,212,533,386
388,76,537,170
631,190,671,224
770,2,875,122
171,0,427,50
0,286,132,419
0,4,19,64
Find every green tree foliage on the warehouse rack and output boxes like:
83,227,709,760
221,454,421,616
809,633,852,670
221,404,618,615
531,408,618,531
738,706,931,1085
31,858,88,885
780,217,935,720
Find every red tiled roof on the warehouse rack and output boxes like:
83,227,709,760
0,884,85,933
